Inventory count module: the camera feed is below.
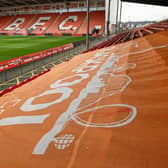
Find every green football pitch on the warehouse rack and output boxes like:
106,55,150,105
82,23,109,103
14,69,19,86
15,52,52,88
0,35,85,62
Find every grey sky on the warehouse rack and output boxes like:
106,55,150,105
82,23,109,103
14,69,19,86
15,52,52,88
122,2,168,22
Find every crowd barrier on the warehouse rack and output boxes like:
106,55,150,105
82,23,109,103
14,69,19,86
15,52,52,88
1,32,101,37
0,69,51,97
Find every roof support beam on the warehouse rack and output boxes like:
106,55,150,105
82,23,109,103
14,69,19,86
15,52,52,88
121,0,168,7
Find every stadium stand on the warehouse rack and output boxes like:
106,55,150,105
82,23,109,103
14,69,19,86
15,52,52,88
45,12,87,35
0,11,105,35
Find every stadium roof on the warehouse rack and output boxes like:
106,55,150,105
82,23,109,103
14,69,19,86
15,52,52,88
0,0,167,8
0,0,75,8
121,0,168,7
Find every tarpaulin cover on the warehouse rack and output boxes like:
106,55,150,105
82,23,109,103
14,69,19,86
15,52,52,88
0,30,168,168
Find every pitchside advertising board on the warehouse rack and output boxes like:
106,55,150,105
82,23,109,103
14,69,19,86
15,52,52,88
0,30,168,167
0,43,74,72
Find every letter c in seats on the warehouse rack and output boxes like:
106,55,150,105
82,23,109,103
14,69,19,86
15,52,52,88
58,16,78,31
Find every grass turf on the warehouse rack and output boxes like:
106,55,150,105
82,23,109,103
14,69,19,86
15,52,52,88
0,35,85,62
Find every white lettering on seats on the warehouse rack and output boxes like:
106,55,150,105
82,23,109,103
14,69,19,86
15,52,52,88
58,16,78,31
4,18,25,31
28,17,51,30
